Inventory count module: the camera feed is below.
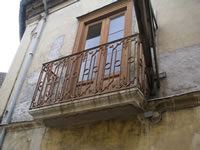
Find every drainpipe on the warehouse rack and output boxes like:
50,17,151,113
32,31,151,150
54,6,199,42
43,0,48,15
0,1,48,148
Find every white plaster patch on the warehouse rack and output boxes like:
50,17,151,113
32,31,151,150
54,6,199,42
27,70,40,85
11,100,33,122
48,35,65,61
29,128,45,150
190,133,200,150
8,70,42,122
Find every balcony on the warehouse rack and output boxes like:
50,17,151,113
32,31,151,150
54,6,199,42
29,34,148,126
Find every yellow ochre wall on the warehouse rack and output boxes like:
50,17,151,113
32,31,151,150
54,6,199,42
2,106,200,150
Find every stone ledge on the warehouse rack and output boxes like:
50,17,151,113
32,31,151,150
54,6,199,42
29,88,145,126
148,91,200,112
0,121,44,132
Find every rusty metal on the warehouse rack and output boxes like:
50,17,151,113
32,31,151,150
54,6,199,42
30,33,148,109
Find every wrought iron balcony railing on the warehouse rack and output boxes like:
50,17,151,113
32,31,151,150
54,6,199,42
30,33,148,109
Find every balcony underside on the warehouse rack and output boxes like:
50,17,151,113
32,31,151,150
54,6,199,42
30,88,145,127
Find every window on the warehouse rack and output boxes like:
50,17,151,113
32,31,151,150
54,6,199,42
105,14,125,75
73,0,133,84
78,22,102,81
73,0,133,52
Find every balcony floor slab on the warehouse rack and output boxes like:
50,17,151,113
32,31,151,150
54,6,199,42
29,88,145,127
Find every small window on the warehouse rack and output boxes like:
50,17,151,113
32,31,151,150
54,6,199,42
85,23,102,49
74,0,133,82
108,15,125,42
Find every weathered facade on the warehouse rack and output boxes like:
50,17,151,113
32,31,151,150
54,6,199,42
1,0,200,149
0,73,6,88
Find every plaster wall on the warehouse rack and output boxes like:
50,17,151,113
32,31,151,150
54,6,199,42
1,0,138,123
157,44,200,97
0,0,114,122
2,127,45,150
2,106,200,150
152,0,200,53
1,0,200,124
0,23,38,118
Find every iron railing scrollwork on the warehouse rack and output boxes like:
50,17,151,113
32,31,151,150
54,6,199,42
30,33,148,109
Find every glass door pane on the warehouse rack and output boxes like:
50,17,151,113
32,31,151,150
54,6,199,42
79,22,102,82
105,14,125,75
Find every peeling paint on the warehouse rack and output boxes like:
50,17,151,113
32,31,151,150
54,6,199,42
10,70,41,122
27,71,40,85
48,35,65,61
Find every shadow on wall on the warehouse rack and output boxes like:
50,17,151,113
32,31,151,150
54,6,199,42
157,44,200,97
